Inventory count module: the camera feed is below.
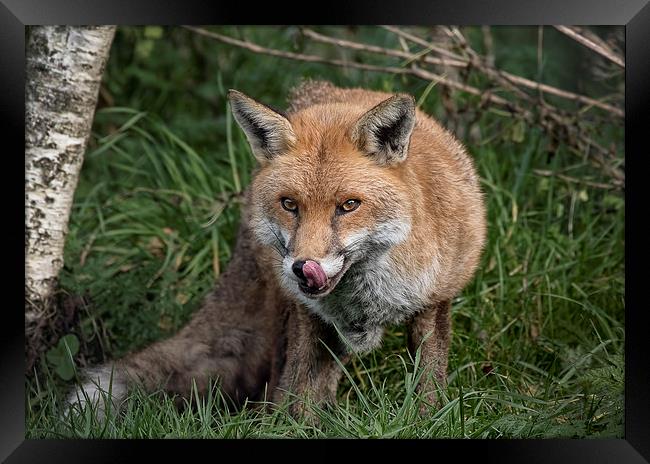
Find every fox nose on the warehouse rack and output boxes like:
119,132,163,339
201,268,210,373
292,259,328,289
292,260,307,281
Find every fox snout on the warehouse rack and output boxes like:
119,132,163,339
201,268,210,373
292,260,327,289
283,254,349,298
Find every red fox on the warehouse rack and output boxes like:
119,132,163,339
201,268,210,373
68,80,487,416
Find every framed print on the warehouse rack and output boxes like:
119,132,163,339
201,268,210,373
5,0,649,461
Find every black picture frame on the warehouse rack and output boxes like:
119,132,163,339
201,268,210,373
5,0,648,461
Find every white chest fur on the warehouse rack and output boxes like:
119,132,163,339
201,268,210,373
302,251,439,353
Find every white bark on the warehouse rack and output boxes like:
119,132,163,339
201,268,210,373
25,26,116,324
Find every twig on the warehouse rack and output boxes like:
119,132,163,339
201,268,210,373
482,26,495,68
184,26,517,112
184,26,424,76
554,26,625,68
382,25,467,61
401,25,624,181
383,25,623,117
536,26,545,104
446,26,533,102
534,108,624,183
79,230,98,266
577,26,623,60
301,28,467,68
439,26,623,182
532,169,620,190
504,72,622,117
184,26,624,185
396,35,410,53
202,189,247,228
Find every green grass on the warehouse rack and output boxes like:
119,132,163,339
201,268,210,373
26,26,624,439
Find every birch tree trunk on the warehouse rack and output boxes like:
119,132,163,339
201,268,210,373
25,26,116,368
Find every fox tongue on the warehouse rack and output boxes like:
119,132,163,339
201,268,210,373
302,260,328,289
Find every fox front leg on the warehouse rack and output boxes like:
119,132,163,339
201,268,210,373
408,299,452,411
274,306,348,417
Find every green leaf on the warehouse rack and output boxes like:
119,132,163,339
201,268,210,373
55,362,75,381
60,334,80,356
45,334,80,381
45,347,63,365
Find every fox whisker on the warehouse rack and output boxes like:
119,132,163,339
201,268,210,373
341,236,367,257
265,222,289,258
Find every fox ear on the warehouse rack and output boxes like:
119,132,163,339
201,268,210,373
228,89,296,162
351,94,416,165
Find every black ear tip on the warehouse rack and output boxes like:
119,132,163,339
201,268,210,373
397,94,416,106
386,94,415,112
227,89,243,101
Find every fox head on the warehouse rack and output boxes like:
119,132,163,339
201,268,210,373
228,89,417,301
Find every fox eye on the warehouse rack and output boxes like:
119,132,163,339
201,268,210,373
338,199,361,214
281,197,298,213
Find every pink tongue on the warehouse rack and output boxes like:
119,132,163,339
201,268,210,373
302,260,328,289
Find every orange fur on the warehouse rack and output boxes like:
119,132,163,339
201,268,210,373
68,81,486,418
251,81,486,302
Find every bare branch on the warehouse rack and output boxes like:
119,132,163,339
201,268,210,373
554,26,625,68
532,169,621,190
382,25,465,61
503,72,622,118
184,26,623,185
383,26,623,117
183,26,515,110
300,28,467,68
